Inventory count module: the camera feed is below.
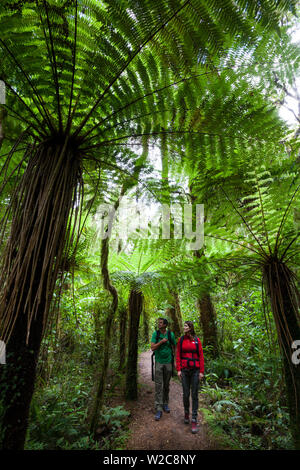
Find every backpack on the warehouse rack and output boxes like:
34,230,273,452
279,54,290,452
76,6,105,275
151,329,175,381
179,335,200,369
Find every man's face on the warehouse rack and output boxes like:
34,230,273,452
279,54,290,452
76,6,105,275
158,319,165,329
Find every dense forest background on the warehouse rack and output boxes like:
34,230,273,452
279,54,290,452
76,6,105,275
0,0,299,451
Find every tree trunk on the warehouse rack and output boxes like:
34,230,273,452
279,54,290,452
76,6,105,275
172,290,183,338
0,107,6,149
142,307,150,344
125,289,144,400
93,302,103,350
263,260,300,449
89,302,116,435
0,142,79,449
197,293,219,358
165,291,182,339
193,247,219,358
0,297,44,449
90,185,126,430
118,304,128,371
90,237,118,435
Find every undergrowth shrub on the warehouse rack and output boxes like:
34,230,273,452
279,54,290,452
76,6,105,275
200,289,294,450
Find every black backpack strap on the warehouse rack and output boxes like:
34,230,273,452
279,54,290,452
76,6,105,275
180,335,184,354
156,330,160,343
168,330,175,376
151,330,160,381
179,335,184,367
168,330,176,346
152,330,176,380
194,336,199,357
151,351,155,381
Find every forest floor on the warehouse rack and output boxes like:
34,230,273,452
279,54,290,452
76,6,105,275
115,350,230,451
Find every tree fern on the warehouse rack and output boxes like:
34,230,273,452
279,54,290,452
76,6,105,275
0,0,297,450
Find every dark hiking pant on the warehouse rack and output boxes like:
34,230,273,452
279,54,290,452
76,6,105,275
155,362,172,411
181,368,200,420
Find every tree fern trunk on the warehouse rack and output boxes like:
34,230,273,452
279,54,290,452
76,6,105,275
118,305,128,371
197,293,219,358
263,260,300,449
0,293,45,449
165,291,182,339
172,290,183,338
142,307,150,344
125,289,143,400
193,247,219,358
0,142,79,449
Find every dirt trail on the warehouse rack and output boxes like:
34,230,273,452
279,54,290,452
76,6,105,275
124,350,223,451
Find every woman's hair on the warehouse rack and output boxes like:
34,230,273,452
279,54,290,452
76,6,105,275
184,321,196,337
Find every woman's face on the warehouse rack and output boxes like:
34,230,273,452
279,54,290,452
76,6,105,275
183,323,190,334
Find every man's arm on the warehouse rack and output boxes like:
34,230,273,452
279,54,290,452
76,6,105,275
151,337,168,351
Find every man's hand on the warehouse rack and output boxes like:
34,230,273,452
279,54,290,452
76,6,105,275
151,337,168,351
177,370,182,380
199,373,204,380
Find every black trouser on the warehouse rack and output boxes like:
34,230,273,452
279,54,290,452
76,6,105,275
181,368,199,420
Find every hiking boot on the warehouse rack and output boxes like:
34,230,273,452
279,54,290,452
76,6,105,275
155,410,162,421
184,413,189,424
163,404,170,413
191,419,199,434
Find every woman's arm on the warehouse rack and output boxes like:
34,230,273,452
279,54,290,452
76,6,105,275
176,337,182,372
198,337,205,375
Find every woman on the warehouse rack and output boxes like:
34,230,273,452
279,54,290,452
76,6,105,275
176,321,204,434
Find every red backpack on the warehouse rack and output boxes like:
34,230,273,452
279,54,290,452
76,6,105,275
179,335,200,368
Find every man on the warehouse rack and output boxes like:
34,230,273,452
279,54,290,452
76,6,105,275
151,317,176,421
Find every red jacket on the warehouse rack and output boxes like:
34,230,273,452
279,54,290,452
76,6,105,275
176,335,204,373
